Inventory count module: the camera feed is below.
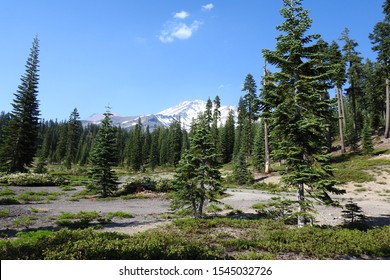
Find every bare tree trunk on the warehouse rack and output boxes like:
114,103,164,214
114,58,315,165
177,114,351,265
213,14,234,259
340,88,346,129
297,183,306,227
264,120,271,174
385,79,390,139
263,62,271,174
337,87,346,153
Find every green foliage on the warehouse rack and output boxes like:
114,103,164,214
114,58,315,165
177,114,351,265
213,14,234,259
342,199,367,226
253,196,297,223
0,228,219,260
262,0,344,225
0,197,20,205
55,211,105,228
171,113,224,218
232,151,253,185
0,187,15,196
0,37,40,173
251,182,289,193
1,218,390,260
12,216,37,228
118,177,174,195
105,211,134,220
0,173,66,186
361,118,374,155
331,151,390,183
16,191,62,203
88,109,118,197
0,209,10,218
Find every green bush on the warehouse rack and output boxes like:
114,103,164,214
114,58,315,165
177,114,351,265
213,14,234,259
12,216,37,228
0,228,220,260
55,211,104,228
0,173,66,186
0,209,11,218
118,177,175,195
0,187,15,196
105,211,134,220
16,191,62,203
0,197,20,205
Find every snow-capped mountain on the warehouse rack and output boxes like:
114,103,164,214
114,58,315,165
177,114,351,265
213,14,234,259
84,100,237,130
156,100,237,130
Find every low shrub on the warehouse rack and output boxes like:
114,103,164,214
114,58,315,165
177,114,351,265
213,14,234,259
118,177,175,196
0,187,15,196
0,173,66,186
105,211,134,220
0,228,220,260
55,211,105,228
0,197,20,205
0,209,11,218
16,191,62,203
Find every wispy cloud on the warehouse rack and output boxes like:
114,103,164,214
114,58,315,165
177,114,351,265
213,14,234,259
159,21,202,43
202,3,214,11
174,11,190,19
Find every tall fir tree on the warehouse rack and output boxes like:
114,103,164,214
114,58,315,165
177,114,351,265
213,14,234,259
88,108,118,197
65,108,82,169
339,28,365,148
171,113,223,218
0,37,40,173
370,0,390,138
262,0,345,226
168,118,183,167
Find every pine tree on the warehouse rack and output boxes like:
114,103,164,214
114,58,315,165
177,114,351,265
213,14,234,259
339,28,365,148
0,37,40,173
262,0,345,226
220,109,235,163
171,113,223,218
241,74,260,157
342,199,367,226
327,41,347,153
370,0,390,138
149,127,160,170
232,149,253,185
253,122,265,172
88,108,118,197
65,108,82,169
168,118,183,167
361,117,374,155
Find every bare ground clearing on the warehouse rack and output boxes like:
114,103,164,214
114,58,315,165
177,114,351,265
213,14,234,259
1,155,390,235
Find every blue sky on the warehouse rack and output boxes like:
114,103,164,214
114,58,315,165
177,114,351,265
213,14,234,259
0,0,385,121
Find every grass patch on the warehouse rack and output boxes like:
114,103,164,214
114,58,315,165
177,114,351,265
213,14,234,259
31,207,49,213
12,216,37,228
0,209,11,218
16,191,62,203
0,197,20,205
331,151,390,184
0,187,15,196
55,211,107,228
105,211,134,220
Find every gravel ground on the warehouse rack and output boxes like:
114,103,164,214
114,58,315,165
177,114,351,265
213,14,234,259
1,168,389,236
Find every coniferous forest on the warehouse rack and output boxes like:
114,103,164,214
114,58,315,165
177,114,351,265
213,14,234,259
1,0,390,261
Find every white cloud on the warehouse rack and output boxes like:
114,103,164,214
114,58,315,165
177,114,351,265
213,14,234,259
159,21,202,43
202,3,214,11
174,11,190,19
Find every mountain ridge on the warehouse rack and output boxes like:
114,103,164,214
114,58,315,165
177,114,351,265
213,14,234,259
84,100,237,130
